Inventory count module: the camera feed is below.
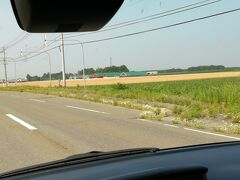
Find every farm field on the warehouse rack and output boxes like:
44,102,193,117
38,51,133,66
2,74,240,134
6,71,240,87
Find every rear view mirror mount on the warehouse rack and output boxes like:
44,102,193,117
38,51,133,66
10,0,124,33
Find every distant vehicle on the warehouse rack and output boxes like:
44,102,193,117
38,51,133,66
69,75,78,80
17,78,27,83
146,71,158,75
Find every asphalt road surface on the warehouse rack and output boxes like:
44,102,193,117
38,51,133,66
0,91,239,173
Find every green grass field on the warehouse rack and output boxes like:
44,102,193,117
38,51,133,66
2,77,240,127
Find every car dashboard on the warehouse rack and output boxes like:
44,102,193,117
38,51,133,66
1,142,240,180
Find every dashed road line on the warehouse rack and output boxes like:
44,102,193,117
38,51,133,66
66,105,110,114
29,99,46,103
184,128,240,140
137,119,179,128
137,119,162,125
137,119,240,140
6,114,37,130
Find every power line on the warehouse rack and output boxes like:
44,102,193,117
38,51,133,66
3,32,27,47
8,45,60,63
62,8,240,46
63,0,221,39
3,32,24,46
9,7,240,63
29,0,221,52
107,0,214,28
3,33,59,61
70,0,222,39
12,34,61,60
4,33,30,49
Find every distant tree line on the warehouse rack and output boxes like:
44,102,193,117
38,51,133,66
26,65,129,81
77,65,129,75
187,65,225,71
158,65,226,73
25,65,239,82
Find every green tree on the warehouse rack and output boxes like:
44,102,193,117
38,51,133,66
119,65,129,72
26,74,31,81
78,68,95,75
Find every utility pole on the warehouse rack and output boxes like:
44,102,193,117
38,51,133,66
45,52,52,87
80,43,86,88
60,33,66,87
14,62,17,85
3,47,7,87
110,57,112,67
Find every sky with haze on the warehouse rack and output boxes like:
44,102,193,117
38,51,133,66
0,0,240,79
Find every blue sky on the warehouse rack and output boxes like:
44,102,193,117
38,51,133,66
0,0,240,79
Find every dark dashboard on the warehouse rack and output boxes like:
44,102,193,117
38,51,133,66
1,142,240,180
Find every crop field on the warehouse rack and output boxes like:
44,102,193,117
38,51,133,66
6,71,240,87
2,72,240,134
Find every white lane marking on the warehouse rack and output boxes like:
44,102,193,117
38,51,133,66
6,114,37,130
184,128,240,140
66,105,110,114
138,119,240,139
163,124,179,128
137,119,162,125
137,119,179,128
29,99,46,103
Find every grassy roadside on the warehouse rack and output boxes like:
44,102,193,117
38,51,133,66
1,77,240,134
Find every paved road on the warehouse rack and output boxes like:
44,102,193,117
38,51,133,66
0,91,239,173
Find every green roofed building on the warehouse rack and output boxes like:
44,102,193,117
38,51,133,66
125,71,146,76
78,71,146,79
106,72,121,77
106,71,146,77
79,71,146,79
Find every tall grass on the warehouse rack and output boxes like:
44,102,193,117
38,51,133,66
2,77,240,120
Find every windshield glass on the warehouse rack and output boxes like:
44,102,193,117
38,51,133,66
0,0,240,174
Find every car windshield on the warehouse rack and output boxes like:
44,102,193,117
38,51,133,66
0,0,240,174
